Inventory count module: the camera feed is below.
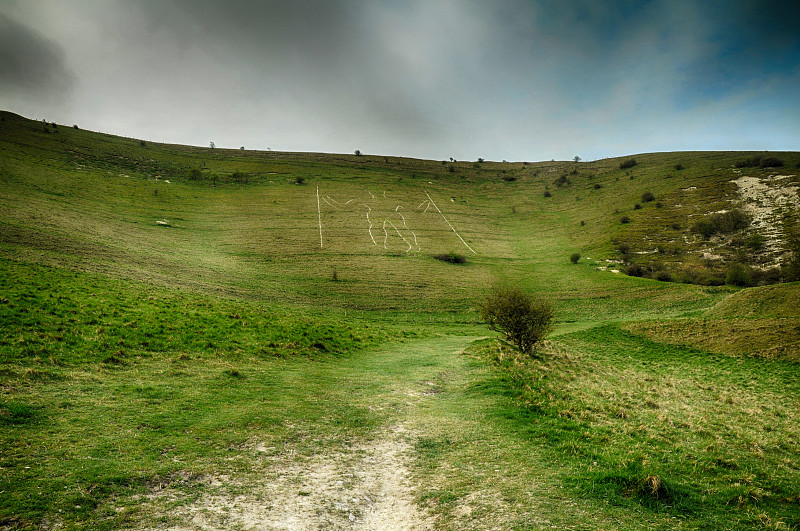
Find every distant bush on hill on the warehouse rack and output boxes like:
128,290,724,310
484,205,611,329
553,174,571,187
734,156,784,169
726,263,752,287
783,226,800,282
721,262,784,288
433,252,467,264
759,157,784,168
734,157,758,168
620,158,637,169
677,265,725,286
625,263,645,277
691,209,750,239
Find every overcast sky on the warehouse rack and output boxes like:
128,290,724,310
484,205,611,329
1,1,799,161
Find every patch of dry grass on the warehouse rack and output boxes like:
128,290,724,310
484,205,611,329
623,317,800,361
464,329,800,529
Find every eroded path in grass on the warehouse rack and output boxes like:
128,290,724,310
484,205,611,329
152,426,429,530
142,336,479,530
142,333,640,530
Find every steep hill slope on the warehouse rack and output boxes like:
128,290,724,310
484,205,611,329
6,110,798,318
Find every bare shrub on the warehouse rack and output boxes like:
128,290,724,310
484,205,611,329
480,284,553,354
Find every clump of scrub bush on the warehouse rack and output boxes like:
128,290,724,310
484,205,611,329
692,209,750,239
734,156,784,168
433,252,467,264
726,263,752,287
480,284,553,354
625,263,645,277
622,260,675,282
553,174,571,187
784,252,800,282
734,157,760,168
641,191,655,202
676,265,725,286
570,252,581,264
620,158,637,169
745,233,766,251
760,157,784,168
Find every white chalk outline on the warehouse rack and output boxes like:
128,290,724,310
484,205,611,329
394,206,420,252
424,190,476,254
316,186,323,248
316,187,474,255
382,219,390,249
386,220,413,252
323,196,356,207
362,204,377,245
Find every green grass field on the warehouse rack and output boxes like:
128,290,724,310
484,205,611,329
1,110,799,530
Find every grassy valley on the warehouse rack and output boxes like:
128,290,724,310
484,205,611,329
1,110,799,530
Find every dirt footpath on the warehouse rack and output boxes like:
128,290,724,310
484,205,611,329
145,425,433,531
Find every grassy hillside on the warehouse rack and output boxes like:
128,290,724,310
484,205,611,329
625,282,800,361
1,110,799,530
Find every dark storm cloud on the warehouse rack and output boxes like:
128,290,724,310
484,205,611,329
0,1,797,160
124,0,448,148
0,13,75,105
674,0,800,103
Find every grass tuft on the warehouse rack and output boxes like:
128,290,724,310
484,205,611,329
0,401,38,426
